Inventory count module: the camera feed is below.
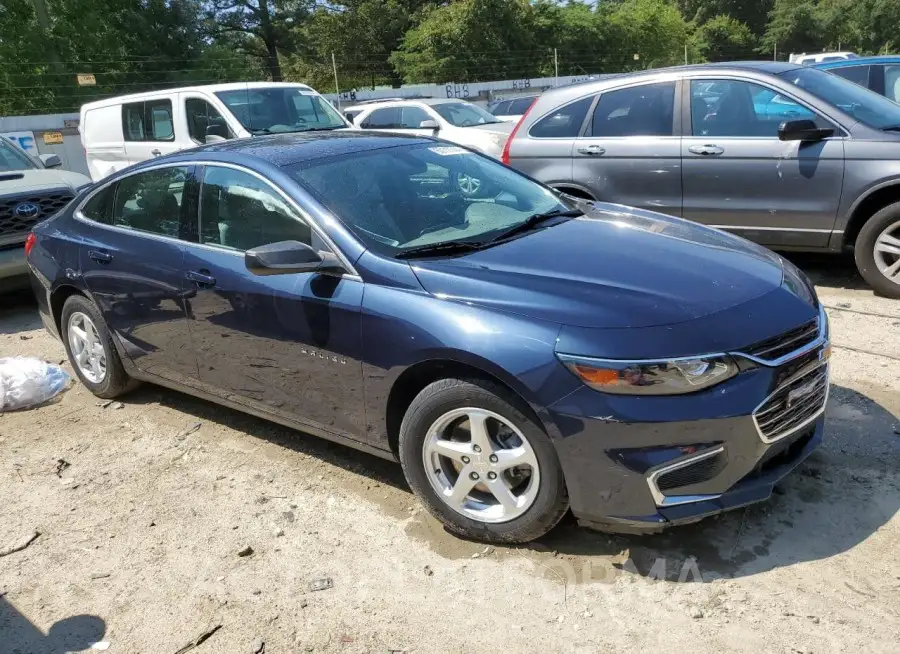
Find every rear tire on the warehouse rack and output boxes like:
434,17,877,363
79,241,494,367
398,378,568,544
61,294,138,398
855,202,900,298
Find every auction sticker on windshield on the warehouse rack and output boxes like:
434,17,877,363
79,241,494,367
430,146,468,156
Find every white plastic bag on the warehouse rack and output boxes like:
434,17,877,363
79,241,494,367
0,357,72,412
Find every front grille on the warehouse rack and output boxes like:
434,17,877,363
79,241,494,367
656,450,727,491
742,318,819,361
0,189,73,246
754,363,828,443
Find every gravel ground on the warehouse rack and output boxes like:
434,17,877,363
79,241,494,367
1,253,898,653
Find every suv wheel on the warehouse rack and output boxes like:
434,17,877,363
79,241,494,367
399,378,568,543
61,294,138,398
855,202,900,298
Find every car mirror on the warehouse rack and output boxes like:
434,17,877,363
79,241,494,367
778,119,834,142
419,119,439,131
245,240,344,276
39,153,62,168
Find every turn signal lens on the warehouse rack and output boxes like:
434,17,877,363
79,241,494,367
24,232,36,257
559,354,738,396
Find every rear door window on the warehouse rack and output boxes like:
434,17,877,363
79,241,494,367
112,166,190,238
589,82,675,137
529,96,593,138
361,107,401,129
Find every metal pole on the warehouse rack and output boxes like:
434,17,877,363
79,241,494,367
554,48,559,87
331,52,341,109
774,43,777,61
684,44,688,65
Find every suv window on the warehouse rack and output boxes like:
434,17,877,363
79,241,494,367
509,97,535,114
185,98,231,143
400,106,431,129
589,82,675,137
199,166,312,251
829,65,870,87
885,65,900,103
121,100,175,142
112,166,189,237
361,107,400,129
691,79,824,137
530,96,593,138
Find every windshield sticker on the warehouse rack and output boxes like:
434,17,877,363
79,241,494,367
429,146,468,156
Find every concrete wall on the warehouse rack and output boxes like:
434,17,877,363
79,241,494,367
0,113,88,176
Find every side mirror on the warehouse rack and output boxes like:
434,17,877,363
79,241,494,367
778,119,834,142
39,153,62,168
245,240,345,276
419,119,439,131
205,123,229,143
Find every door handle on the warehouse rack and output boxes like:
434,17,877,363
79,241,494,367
689,144,724,156
151,149,162,157
577,145,606,156
88,249,112,264
186,269,216,287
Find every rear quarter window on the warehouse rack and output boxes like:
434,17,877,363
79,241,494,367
528,96,594,138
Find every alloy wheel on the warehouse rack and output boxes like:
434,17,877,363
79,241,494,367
874,219,900,284
67,312,107,384
456,173,482,196
422,408,540,524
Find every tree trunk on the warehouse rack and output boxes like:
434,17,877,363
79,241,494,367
256,0,282,82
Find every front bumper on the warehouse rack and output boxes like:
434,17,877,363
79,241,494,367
0,244,29,289
548,310,829,534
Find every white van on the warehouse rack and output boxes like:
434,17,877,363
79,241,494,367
788,51,858,65
80,82,348,180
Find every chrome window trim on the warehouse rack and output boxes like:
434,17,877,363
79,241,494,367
645,445,726,507
73,160,361,281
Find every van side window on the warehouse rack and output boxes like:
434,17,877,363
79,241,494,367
185,98,231,144
121,100,175,142
122,103,145,141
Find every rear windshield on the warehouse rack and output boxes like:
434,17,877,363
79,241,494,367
778,66,900,130
215,87,347,135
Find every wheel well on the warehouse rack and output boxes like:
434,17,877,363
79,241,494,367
50,285,85,335
384,360,535,457
845,185,900,247
553,186,595,201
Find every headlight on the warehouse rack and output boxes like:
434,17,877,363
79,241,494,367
557,354,738,395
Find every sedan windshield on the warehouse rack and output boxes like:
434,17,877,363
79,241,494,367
215,87,347,134
0,137,38,171
432,102,504,127
778,67,900,130
289,143,567,256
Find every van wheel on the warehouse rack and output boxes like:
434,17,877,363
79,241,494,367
61,295,138,398
855,202,900,299
398,378,568,544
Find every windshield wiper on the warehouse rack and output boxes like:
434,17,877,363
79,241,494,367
489,208,583,243
394,240,488,259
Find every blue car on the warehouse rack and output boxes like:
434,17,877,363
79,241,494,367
815,56,900,104
26,133,830,543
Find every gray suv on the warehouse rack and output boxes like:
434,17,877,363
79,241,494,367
504,62,900,298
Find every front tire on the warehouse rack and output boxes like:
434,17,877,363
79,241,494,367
399,378,568,543
855,202,900,298
61,294,138,398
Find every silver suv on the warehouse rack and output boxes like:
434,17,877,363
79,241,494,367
504,62,900,298
1,137,90,291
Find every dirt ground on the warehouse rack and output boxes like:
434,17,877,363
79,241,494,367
1,253,898,653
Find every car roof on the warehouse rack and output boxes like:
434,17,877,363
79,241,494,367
145,131,433,170
816,55,900,68
81,82,316,110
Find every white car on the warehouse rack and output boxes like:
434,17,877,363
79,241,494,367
789,51,858,65
346,99,515,162
80,82,348,181
1,137,91,290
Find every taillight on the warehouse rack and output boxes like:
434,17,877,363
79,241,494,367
24,232,36,257
501,97,537,165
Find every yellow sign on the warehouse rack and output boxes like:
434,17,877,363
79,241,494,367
76,73,96,86
42,131,64,145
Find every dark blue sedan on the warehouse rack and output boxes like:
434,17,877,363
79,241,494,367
26,133,830,542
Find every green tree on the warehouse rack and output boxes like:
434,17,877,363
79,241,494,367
760,0,823,56
691,14,756,62
606,0,691,70
677,0,773,35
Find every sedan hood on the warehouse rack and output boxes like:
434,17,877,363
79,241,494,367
410,204,785,329
0,168,90,195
